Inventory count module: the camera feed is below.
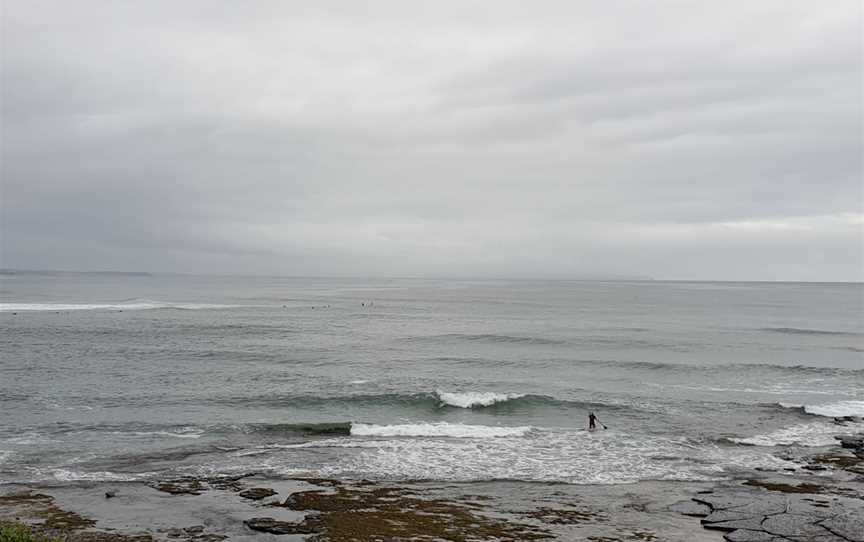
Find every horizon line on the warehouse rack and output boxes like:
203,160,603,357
1,268,862,285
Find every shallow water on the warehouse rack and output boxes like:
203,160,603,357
1,273,862,484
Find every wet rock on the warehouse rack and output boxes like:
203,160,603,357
183,525,204,534
238,488,277,501
683,477,864,542
243,517,320,535
278,483,552,540
761,514,835,539
820,511,864,542
836,434,864,457
290,477,341,487
724,531,785,542
668,500,711,517
148,474,252,495
0,492,96,531
743,479,827,494
693,491,760,511
702,515,765,532
702,509,756,524
833,416,861,425
150,480,203,496
786,498,837,519
204,474,249,492
522,506,606,524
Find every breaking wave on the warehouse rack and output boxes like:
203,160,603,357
778,400,864,418
350,422,534,438
434,390,527,408
728,421,859,447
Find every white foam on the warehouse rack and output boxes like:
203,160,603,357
730,422,859,447
143,431,203,439
0,300,237,312
48,403,95,411
232,449,273,457
268,430,793,484
111,429,204,439
50,469,141,482
2,433,53,445
435,390,525,408
350,422,533,438
803,400,864,418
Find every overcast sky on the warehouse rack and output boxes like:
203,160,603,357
2,1,861,280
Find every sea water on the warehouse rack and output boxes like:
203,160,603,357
1,272,862,485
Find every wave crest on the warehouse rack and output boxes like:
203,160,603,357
435,390,526,408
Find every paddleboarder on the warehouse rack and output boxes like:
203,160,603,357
588,412,606,431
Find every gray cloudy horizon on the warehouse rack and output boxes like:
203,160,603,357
1,1,862,281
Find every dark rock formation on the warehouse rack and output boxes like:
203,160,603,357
148,474,251,496
243,517,320,535
836,434,864,458
150,481,202,496
686,484,864,542
275,484,553,540
238,488,277,500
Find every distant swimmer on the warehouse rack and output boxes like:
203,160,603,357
588,412,606,431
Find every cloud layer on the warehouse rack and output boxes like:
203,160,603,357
2,1,861,280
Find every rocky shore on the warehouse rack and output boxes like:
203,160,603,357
671,433,864,542
1,435,861,542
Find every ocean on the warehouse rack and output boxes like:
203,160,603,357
1,272,862,487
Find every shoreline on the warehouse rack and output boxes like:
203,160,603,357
2,436,861,542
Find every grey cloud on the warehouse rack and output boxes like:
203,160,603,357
1,0,861,280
